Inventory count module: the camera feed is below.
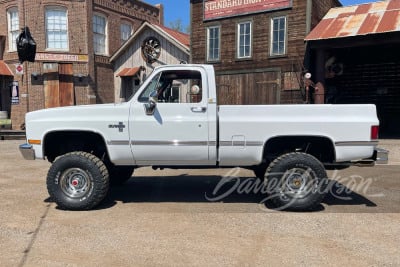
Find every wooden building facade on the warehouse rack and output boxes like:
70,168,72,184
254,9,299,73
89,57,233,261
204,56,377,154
110,22,190,102
190,0,340,105
305,0,400,136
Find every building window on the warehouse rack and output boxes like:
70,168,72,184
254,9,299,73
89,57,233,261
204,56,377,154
120,23,132,44
45,7,68,50
7,7,19,52
237,21,252,59
207,26,220,62
270,16,287,56
93,14,107,55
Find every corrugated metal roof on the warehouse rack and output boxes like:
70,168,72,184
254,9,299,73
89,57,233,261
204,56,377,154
305,0,400,41
0,60,13,76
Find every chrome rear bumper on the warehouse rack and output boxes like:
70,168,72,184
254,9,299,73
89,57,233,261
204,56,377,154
374,148,389,164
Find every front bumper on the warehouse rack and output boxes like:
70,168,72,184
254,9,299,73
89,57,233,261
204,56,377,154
19,143,35,160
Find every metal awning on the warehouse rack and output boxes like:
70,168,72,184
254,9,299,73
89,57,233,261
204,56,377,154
305,0,400,41
116,67,141,77
0,60,13,76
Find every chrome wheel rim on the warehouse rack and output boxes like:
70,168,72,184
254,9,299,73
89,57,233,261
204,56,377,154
60,168,92,198
280,167,316,199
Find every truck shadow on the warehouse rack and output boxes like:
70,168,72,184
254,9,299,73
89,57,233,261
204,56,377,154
95,175,377,211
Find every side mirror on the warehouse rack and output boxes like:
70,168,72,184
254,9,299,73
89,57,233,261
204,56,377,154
144,90,157,115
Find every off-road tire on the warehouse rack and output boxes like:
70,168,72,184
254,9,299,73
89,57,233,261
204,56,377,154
265,152,328,211
47,151,109,210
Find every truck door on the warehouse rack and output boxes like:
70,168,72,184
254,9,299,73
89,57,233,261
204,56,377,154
130,67,214,165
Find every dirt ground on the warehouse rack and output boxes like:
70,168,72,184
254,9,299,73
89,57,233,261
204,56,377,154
1,140,399,267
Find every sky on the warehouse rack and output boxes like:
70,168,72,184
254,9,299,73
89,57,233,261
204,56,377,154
143,0,380,30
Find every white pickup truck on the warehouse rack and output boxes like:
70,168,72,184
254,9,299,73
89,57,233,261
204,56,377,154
20,64,388,211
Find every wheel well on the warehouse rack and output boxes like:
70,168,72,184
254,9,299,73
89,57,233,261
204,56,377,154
263,136,336,164
43,131,108,163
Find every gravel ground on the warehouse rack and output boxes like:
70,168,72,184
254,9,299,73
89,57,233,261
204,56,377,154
1,140,399,267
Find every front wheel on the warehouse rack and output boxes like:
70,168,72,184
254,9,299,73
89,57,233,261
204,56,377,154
47,152,109,210
265,152,328,211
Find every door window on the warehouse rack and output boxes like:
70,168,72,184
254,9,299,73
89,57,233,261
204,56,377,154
138,70,202,103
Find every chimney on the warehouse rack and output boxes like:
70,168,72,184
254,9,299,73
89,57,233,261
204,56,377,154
155,4,164,25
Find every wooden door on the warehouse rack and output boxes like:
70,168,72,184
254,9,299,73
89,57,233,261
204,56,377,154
247,72,280,105
44,63,59,109
59,64,74,106
216,71,281,105
44,63,74,108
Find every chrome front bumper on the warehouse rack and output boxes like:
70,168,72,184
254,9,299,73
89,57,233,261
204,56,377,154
19,143,35,160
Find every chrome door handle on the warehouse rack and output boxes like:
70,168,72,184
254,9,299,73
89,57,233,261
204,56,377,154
191,107,207,113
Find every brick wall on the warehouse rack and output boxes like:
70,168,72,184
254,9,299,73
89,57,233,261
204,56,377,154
0,0,161,128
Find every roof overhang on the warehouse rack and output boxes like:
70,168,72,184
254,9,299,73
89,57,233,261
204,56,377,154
116,67,142,77
0,60,13,76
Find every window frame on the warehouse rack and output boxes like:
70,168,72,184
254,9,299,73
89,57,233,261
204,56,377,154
236,20,252,59
206,25,221,62
270,16,288,57
93,13,108,55
45,6,69,51
120,22,133,44
7,7,19,52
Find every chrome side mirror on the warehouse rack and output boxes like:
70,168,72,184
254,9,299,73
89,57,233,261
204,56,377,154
144,90,157,115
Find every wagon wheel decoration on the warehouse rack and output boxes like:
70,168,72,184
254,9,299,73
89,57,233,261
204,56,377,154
141,36,161,64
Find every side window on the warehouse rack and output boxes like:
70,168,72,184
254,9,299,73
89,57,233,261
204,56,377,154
138,70,203,103
138,73,161,102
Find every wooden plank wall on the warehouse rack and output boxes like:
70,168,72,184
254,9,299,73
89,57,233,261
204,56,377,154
190,0,340,104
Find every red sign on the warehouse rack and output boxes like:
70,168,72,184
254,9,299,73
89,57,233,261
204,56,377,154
204,0,292,20
15,64,23,75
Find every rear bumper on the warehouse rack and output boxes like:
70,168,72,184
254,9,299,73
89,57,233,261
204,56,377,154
352,147,389,167
19,143,35,160
373,148,389,164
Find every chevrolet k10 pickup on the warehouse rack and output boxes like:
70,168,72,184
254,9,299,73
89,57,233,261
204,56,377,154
20,64,388,211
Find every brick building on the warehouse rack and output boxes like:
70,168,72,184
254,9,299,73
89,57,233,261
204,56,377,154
190,0,340,105
0,0,161,129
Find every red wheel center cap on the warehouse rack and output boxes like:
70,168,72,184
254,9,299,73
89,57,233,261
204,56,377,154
72,180,79,187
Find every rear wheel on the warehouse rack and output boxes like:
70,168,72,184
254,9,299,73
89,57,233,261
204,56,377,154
47,152,109,210
265,152,328,211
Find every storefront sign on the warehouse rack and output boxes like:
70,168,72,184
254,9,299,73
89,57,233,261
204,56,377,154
10,81,19,105
35,53,89,62
204,0,292,20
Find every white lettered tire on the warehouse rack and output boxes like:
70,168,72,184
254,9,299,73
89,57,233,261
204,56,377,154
47,152,109,210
